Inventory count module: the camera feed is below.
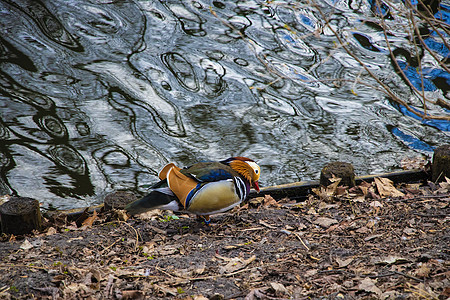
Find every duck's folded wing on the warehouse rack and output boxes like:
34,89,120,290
167,166,199,208
181,162,236,182
159,163,180,180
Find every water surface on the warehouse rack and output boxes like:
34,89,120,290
0,0,449,209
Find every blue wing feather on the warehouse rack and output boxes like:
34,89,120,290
195,168,233,181
181,162,236,182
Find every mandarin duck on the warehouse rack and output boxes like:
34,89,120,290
125,157,261,224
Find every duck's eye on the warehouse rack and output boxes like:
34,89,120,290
255,169,259,174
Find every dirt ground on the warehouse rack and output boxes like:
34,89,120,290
0,178,449,299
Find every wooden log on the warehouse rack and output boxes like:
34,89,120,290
0,197,42,235
249,169,429,201
432,144,450,182
320,162,356,187
104,191,137,211
249,179,318,201
356,169,430,185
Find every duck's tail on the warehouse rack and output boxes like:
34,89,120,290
125,179,180,215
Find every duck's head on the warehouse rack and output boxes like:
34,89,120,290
224,156,261,192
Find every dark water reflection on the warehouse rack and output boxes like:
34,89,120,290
0,0,448,209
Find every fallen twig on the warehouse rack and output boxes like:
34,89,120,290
293,232,310,251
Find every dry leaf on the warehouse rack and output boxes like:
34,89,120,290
375,256,409,265
364,234,383,241
298,223,307,230
374,177,405,197
358,185,369,196
153,284,177,296
407,283,439,299
46,227,57,236
115,209,129,221
262,195,281,208
352,195,366,202
335,186,347,196
403,227,416,235
326,177,341,193
305,269,317,277
369,200,383,208
414,263,431,278
436,178,450,193
249,197,264,206
356,226,370,234
138,209,163,220
194,263,206,275
269,282,289,295
314,178,342,200
82,210,98,227
19,239,33,251
217,254,256,274
381,291,400,299
313,217,338,228
328,175,342,183
358,277,382,296
336,257,353,268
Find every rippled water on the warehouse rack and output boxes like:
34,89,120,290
1,0,449,209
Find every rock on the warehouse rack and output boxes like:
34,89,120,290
432,144,450,182
320,162,356,187
0,196,42,235
104,191,137,211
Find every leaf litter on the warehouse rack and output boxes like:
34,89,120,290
0,179,449,299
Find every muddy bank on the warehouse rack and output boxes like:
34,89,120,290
0,176,449,299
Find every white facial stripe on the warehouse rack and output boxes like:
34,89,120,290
245,161,260,177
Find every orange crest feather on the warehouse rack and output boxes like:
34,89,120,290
229,160,253,182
